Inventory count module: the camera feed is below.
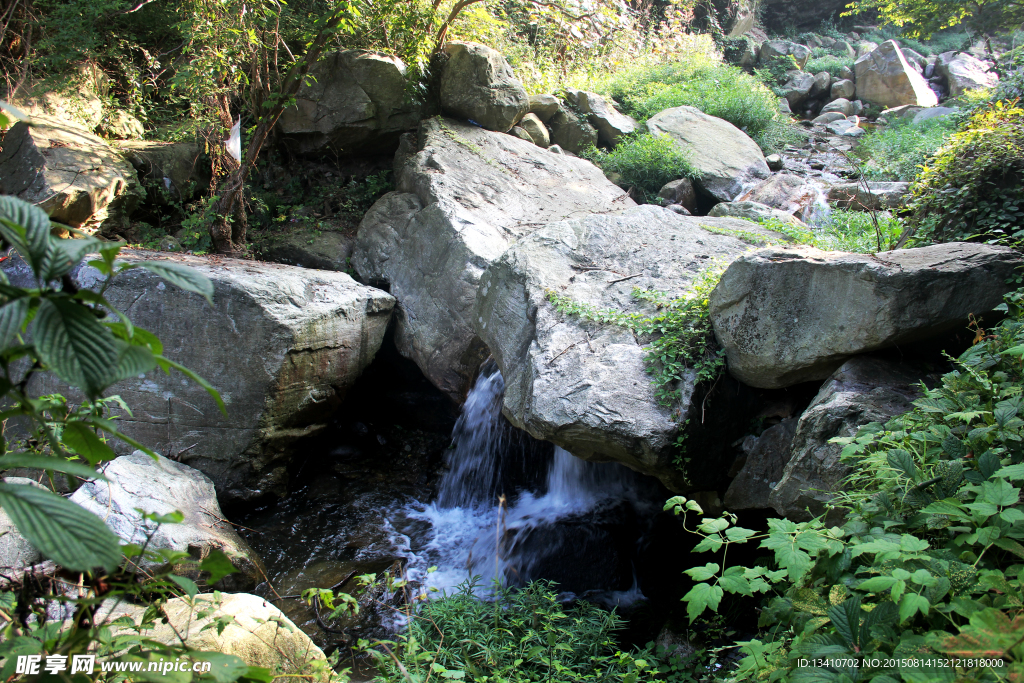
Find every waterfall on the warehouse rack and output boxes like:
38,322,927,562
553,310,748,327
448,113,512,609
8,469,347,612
398,366,645,604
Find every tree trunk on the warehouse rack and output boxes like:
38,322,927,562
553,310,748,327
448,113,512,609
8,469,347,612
210,10,346,254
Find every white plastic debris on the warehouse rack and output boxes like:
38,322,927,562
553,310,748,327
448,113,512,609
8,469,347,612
226,118,242,162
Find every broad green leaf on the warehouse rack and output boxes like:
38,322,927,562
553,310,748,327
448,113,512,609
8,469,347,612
887,449,918,480
994,463,1024,480
827,597,861,649
851,538,900,558
693,535,723,553
698,517,729,533
134,261,214,305
33,297,118,398
899,534,930,552
110,341,157,384
855,576,898,593
899,593,930,622
0,482,120,572
682,582,723,622
725,526,756,542
200,549,238,585
684,563,719,581
61,421,116,465
0,453,104,481
0,196,51,267
189,652,248,683
993,537,1024,559
982,479,1020,506
0,298,28,349
168,575,198,598
239,667,274,683
720,572,752,596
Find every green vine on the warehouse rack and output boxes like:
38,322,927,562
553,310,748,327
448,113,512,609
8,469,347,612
545,261,727,409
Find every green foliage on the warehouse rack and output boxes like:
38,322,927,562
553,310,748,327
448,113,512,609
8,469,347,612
753,55,800,90
854,116,956,182
0,195,322,682
545,261,726,410
844,0,1019,42
667,286,1024,682
759,208,904,253
581,134,700,202
596,57,797,154
903,101,1024,247
363,579,655,683
803,54,855,79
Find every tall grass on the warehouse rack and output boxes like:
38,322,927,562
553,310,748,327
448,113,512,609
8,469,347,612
804,53,855,78
763,209,904,253
581,133,701,201
854,116,956,181
590,57,798,154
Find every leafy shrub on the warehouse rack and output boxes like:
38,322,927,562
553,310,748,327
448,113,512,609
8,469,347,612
596,57,797,154
804,54,855,79
581,133,700,201
363,580,655,683
665,285,1024,681
903,101,1024,246
763,208,904,252
854,116,956,181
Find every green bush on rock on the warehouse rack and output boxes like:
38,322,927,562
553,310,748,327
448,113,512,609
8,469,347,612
854,116,956,182
581,134,700,202
902,101,1024,247
664,285,1024,682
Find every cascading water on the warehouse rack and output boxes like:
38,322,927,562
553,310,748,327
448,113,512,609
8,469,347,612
397,363,648,606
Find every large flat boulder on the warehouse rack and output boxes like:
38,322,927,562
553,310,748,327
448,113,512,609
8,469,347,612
854,40,938,108
100,593,329,676
936,51,998,97
70,451,264,590
440,42,529,132
4,252,394,502
473,205,789,490
352,117,632,401
768,357,924,520
277,50,421,156
708,243,1021,389
646,106,771,202
0,116,144,236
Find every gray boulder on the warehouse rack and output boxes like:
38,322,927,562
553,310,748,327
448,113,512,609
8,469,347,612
723,418,798,510
0,478,44,570
832,40,856,58
810,71,831,99
936,51,998,97
277,50,420,155
352,118,632,400
528,94,560,122
760,40,811,69
826,119,865,137
737,173,825,222
855,41,879,58
709,243,1021,389
70,452,265,589
0,115,143,236
564,89,638,146
707,200,805,226
646,106,770,202
821,98,855,116
4,252,394,502
779,72,817,110
840,65,855,81
116,140,208,204
510,126,534,143
257,229,353,271
830,79,856,100
768,357,924,520
827,181,909,210
854,40,938,108
658,178,697,213
440,42,529,132
473,205,789,490
913,106,958,124
98,110,145,140
548,106,598,154
813,112,847,124
879,104,925,120
519,113,550,147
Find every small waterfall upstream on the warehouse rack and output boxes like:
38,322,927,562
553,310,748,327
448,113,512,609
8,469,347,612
398,363,647,606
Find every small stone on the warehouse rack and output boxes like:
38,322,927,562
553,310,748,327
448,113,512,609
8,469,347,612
765,154,783,171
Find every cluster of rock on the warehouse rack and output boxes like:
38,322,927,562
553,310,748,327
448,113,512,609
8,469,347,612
729,33,996,120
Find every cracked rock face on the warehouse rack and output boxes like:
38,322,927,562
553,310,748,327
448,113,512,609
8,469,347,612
352,117,633,401
0,115,144,236
708,243,1022,389
473,204,791,490
4,252,395,502
277,50,421,156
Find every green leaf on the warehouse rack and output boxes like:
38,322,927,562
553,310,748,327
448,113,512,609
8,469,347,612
684,563,719,581
827,596,861,649
33,297,118,398
187,652,249,683
134,261,214,305
856,576,898,593
0,298,28,349
725,526,756,542
887,448,918,480
239,667,274,683
200,549,238,585
155,355,227,416
697,517,729,533
61,422,116,465
168,575,199,598
693,535,723,553
110,341,157,384
720,572,753,596
0,196,51,267
0,453,104,481
982,479,1020,506
899,593,930,622
682,582,723,622
994,463,1024,480
899,534,930,553
0,482,120,572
